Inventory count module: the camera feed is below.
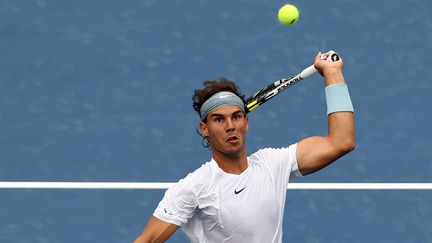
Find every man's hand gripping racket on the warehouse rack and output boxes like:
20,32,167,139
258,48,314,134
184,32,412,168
245,51,341,113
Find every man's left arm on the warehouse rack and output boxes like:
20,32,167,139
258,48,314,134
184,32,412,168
296,52,355,176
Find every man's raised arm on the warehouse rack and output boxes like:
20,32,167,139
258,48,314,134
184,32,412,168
296,51,355,176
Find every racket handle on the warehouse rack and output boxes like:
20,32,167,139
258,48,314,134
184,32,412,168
299,51,340,79
299,65,318,79
321,50,340,62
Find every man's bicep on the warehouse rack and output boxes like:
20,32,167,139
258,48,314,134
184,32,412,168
296,136,340,176
134,216,179,243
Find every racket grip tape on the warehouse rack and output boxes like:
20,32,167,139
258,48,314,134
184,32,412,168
299,51,340,79
299,65,318,79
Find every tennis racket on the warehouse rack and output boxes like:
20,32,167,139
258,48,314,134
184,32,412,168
245,51,340,113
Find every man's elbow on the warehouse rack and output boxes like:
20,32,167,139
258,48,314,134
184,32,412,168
330,136,355,156
339,138,355,154
345,141,356,153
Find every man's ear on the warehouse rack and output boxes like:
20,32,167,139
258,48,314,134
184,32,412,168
245,114,249,131
199,121,209,137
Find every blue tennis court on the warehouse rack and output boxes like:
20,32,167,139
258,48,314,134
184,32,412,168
1,0,431,242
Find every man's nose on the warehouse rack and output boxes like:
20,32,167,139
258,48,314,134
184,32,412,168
225,118,235,132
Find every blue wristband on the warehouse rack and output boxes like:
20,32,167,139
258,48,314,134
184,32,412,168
325,83,354,115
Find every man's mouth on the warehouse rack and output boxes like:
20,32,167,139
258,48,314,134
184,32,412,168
226,135,239,143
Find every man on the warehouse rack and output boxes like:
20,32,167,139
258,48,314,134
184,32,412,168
134,51,355,243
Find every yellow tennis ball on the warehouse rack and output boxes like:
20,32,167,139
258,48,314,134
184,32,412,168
278,4,299,25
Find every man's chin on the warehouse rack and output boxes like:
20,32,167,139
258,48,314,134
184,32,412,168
223,144,245,156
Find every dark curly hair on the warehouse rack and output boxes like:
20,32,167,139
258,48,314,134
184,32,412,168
192,77,246,122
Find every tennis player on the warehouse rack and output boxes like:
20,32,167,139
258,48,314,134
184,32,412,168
134,52,355,243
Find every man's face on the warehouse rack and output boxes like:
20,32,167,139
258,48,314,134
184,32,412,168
200,105,248,158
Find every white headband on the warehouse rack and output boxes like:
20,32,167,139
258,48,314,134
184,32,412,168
200,91,245,121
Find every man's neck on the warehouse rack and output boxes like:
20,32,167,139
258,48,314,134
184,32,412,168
212,151,248,175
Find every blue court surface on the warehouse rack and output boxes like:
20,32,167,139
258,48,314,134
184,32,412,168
1,0,432,242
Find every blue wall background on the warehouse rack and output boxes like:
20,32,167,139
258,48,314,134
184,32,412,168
0,0,431,242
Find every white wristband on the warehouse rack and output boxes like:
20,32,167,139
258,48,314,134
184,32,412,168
325,83,354,115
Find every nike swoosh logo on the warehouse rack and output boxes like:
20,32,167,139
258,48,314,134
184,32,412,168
234,187,246,194
219,95,230,99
